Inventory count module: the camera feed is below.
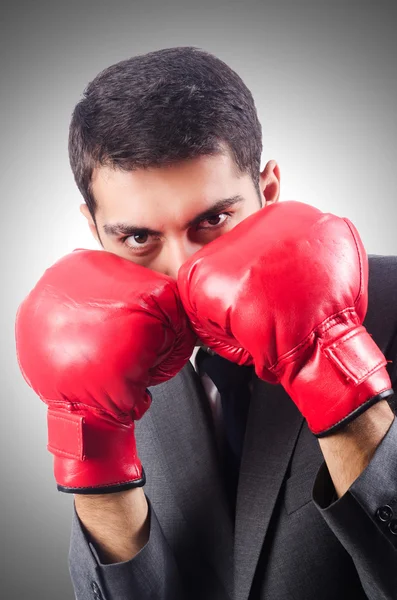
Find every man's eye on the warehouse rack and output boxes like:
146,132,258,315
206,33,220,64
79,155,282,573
199,213,230,229
122,232,152,249
132,232,149,244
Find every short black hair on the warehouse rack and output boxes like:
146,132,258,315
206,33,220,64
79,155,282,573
68,46,262,219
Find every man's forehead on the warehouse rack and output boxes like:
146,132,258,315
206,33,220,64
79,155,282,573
91,154,250,223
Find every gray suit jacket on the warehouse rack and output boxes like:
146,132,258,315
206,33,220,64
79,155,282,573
69,255,397,600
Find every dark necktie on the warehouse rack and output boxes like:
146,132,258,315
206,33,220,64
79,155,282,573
196,348,253,509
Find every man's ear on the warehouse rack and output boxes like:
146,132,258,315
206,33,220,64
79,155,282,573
259,160,281,206
80,204,101,245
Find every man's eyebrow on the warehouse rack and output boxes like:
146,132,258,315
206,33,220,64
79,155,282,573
186,195,244,228
102,195,244,237
103,223,162,237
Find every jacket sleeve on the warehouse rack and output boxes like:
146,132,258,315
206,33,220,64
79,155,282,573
313,413,397,600
68,495,186,600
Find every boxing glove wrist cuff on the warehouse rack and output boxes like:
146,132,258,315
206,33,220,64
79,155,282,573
57,468,146,494
279,325,394,436
47,408,145,494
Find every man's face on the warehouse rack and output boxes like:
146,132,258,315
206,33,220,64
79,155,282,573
84,149,280,279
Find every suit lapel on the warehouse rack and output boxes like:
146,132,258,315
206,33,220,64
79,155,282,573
147,362,235,599
235,378,304,600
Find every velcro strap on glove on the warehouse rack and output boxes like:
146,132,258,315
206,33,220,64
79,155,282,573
322,325,387,384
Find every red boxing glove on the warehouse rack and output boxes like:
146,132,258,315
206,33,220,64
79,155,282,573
16,249,195,493
178,201,393,436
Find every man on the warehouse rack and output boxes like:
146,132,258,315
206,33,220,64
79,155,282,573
15,47,397,599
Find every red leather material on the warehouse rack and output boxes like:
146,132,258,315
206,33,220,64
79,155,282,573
322,326,385,385
16,249,195,491
48,408,142,490
47,409,85,460
178,201,393,435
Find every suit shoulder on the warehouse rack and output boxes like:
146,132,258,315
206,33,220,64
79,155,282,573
368,254,397,277
368,254,397,304
365,255,397,354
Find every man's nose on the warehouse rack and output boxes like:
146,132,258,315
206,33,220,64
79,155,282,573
163,239,202,280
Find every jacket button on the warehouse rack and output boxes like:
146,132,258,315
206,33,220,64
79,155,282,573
91,581,103,599
389,519,397,535
376,505,393,522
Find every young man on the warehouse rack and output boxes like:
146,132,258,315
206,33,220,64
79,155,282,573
16,47,397,599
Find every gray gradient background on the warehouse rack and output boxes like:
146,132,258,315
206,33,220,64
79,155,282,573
2,0,397,598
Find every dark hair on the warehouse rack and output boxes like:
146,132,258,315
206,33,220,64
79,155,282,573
68,46,262,220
